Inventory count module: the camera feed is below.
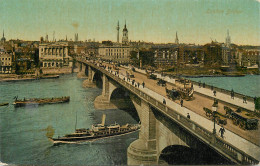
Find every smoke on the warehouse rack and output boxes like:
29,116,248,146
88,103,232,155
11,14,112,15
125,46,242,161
72,22,79,29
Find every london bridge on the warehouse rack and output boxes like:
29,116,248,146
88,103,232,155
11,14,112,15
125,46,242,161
76,57,259,165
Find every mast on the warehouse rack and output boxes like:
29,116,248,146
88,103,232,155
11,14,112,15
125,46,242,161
75,110,78,130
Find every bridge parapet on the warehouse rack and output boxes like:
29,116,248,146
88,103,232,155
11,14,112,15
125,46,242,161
189,80,255,103
77,58,259,165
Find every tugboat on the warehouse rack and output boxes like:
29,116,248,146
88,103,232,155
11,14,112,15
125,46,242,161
13,96,70,107
50,114,140,144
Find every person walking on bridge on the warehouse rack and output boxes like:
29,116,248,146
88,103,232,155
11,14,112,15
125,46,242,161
231,89,234,99
187,113,190,119
163,98,166,104
180,99,183,107
219,125,225,138
213,90,216,96
142,81,145,88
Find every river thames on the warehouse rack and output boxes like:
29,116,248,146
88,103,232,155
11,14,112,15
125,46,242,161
0,74,138,165
0,74,259,165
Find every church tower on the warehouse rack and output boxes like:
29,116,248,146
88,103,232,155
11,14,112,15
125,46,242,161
116,21,120,43
225,29,231,48
175,31,179,45
122,20,128,45
1,30,6,43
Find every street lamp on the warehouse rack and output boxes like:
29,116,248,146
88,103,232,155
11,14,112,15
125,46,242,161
212,99,218,134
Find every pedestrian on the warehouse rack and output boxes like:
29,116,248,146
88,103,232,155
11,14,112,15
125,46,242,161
203,82,205,88
213,90,216,96
180,99,183,107
187,113,190,119
137,82,140,88
163,98,166,104
142,81,145,88
231,89,234,99
243,96,247,103
219,126,225,138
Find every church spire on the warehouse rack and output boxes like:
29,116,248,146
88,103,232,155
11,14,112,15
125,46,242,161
175,31,179,44
226,29,231,48
3,30,4,37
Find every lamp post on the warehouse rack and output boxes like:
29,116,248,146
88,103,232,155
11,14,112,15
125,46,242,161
212,99,218,134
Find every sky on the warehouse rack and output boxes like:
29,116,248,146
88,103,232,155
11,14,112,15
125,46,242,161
0,0,259,45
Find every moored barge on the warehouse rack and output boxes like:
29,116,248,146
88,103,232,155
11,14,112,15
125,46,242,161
13,96,70,107
0,102,9,107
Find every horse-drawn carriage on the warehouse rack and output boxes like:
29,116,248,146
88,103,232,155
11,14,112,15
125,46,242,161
157,79,166,86
165,78,194,101
126,70,134,78
166,88,180,100
203,107,227,125
172,79,194,100
224,106,258,130
148,73,157,80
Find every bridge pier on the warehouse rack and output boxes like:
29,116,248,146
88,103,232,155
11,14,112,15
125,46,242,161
83,65,96,88
77,62,88,78
127,98,158,165
94,74,116,110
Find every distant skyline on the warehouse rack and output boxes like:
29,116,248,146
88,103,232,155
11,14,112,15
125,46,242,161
0,0,259,45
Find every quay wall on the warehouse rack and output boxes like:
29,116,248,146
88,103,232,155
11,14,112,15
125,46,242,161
42,67,73,75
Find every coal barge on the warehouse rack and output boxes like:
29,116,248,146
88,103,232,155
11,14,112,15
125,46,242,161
13,96,70,107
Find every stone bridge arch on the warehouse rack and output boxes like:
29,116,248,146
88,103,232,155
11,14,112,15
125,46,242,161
92,70,103,88
152,106,233,165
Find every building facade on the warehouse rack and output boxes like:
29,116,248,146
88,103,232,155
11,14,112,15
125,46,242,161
0,51,12,73
240,49,260,67
154,48,178,67
98,45,131,63
39,42,72,68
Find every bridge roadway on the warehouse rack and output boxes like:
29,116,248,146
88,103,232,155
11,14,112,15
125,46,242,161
78,58,260,164
114,65,260,146
119,65,260,143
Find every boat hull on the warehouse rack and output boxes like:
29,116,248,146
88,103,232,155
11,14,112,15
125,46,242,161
13,97,70,107
0,103,9,107
50,126,140,145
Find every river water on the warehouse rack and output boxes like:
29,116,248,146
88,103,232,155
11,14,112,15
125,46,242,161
0,74,138,165
0,74,259,165
188,75,260,97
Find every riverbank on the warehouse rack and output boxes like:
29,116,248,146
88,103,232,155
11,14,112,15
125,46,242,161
0,75,60,82
0,67,79,82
